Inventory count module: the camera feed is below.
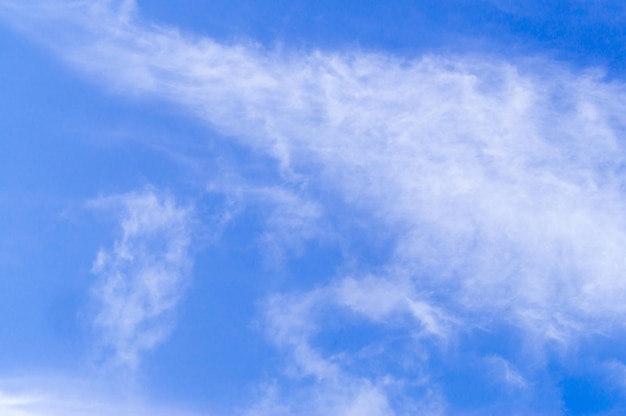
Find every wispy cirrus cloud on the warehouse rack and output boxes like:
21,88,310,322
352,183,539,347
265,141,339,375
21,0,626,342
0,377,207,416
4,0,626,413
260,276,450,415
206,175,325,265
89,189,193,369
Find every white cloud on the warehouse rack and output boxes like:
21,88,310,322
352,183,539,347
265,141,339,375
260,276,450,414
10,1,625,339
89,189,193,369
257,187,323,264
486,356,529,390
5,0,626,411
335,276,454,339
0,377,208,416
207,178,324,264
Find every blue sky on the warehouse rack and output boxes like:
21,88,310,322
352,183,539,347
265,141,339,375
2,1,626,415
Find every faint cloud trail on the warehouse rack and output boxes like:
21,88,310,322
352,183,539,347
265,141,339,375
89,189,193,370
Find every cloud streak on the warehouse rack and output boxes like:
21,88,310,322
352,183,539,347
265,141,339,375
90,189,193,369
0,377,207,416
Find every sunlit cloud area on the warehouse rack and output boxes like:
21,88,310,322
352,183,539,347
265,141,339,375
3,1,626,414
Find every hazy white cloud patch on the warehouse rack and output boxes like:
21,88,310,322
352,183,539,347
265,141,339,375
205,172,326,266
259,275,451,415
0,376,209,416
89,189,193,369
486,355,530,390
257,187,323,264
